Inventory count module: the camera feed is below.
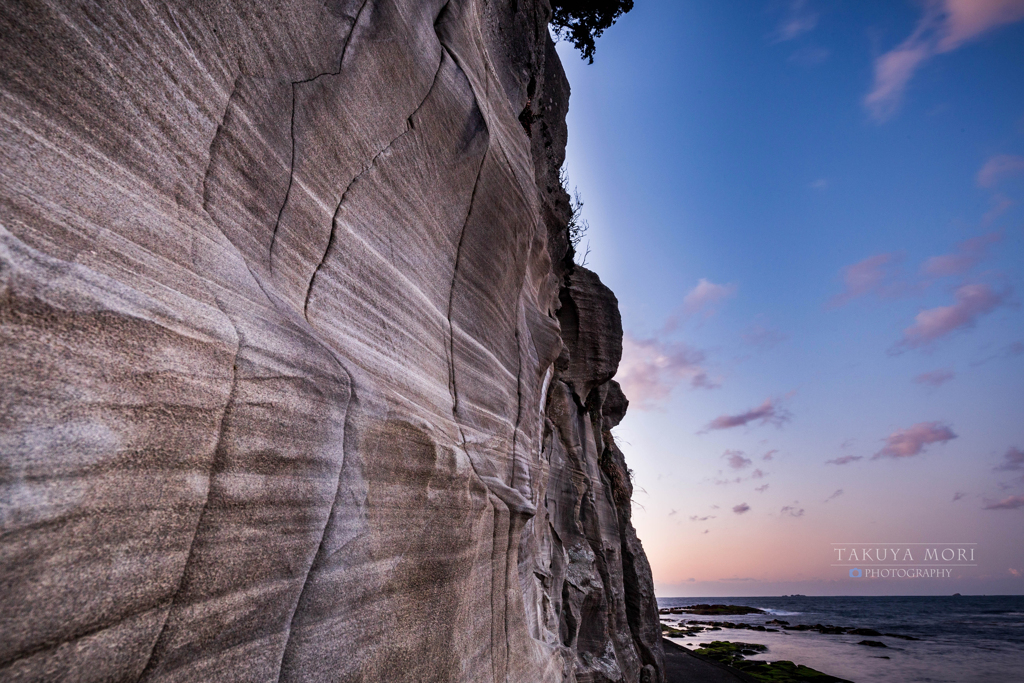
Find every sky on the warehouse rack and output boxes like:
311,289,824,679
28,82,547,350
555,0,1024,597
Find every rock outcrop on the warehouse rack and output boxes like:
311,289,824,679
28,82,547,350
0,1,662,681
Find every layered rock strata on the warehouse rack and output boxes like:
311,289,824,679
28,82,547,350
0,0,662,681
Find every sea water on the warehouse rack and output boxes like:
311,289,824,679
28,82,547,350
658,595,1024,683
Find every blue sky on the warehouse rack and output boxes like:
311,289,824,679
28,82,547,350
556,0,1024,596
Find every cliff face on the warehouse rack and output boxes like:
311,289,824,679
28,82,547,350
0,1,662,681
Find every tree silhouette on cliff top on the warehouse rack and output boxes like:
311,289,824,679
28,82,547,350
551,0,634,63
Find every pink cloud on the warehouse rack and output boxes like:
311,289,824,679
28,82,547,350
865,39,932,122
865,0,1024,121
733,503,751,515
940,0,1024,50
977,154,1024,188
702,398,790,432
828,253,906,307
913,369,955,387
953,491,966,502
921,232,1000,277
995,446,1024,471
661,279,738,334
725,450,752,470
663,279,737,331
690,514,715,522
616,335,716,409
755,484,770,493
826,455,862,466
982,194,1015,226
780,505,804,517
895,283,1008,350
983,495,1024,510
873,422,957,459
762,450,778,461
774,0,819,42
824,489,844,503
751,469,766,479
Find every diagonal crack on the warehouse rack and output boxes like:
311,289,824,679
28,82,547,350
268,0,371,275
137,327,240,682
268,86,296,277
302,52,446,321
202,73,240,217
274,348,353,683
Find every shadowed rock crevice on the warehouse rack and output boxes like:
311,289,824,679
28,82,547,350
0,0,663,681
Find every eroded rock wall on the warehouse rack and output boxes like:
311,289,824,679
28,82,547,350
0,0,662,681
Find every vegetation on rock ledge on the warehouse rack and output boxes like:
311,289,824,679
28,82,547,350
694,641,852,683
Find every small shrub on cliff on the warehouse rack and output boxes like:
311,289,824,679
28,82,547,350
559,166,590,265
551,0,634,63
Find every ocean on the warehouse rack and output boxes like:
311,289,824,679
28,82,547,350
657,595,1024,682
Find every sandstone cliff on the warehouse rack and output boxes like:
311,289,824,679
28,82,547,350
0,1,662,681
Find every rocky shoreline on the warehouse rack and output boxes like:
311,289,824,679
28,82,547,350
659,604,925,682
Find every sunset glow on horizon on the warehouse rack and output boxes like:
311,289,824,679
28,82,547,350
558,0,1024,596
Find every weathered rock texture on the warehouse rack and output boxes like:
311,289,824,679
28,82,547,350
0,1,662,681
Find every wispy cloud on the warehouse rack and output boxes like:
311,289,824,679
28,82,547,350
913,369,955,387
953,491,966,502
774,0,819,42
971,340,1024,366
995,446,1024,471
733,503,751,514
826,455,863,465
702,398,791,432
865,0,1024,122
755,484,770,493
751,469,766,479
921,233,1001,278
873,422,957,459
669,509,678,516
762,450,778,461
824,488,844,503
664,279,738,331
982,195,1015,226
616,335,716,409
725,450,753,469
983,495,1024,510
828,253,907,307
894,283,1009,350
742,322,788,350
780,505,805,517
690,514,716,522
977,154,1024,187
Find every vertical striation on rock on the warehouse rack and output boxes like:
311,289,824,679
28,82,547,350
0,0,663,681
